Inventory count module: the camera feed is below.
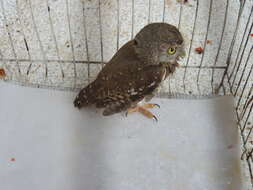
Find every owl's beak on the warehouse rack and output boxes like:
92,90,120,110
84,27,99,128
181,49,186,58
175,50,186,67
176,49,186,62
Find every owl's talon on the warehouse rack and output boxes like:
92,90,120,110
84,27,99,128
126,104,159,121
142,103,160,109
154,104,160,108
153,115,158,122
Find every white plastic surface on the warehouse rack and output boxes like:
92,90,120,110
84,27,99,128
0,82,243,190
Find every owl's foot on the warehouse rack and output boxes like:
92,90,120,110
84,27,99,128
126,104,160,121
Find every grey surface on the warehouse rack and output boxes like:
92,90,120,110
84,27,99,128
0,82,243,190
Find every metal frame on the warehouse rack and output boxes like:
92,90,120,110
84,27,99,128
0,0,252,186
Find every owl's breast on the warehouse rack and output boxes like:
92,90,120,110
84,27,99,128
164,62,179,78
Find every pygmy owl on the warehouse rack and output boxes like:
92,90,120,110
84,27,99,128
74,23,185,120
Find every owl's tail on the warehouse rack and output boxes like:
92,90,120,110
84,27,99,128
74,81,100,109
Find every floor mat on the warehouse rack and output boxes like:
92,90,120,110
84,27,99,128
0,82,243,190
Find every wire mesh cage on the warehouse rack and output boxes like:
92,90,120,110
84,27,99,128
0,0,252,187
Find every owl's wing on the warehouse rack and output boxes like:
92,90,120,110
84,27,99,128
96,62,166,116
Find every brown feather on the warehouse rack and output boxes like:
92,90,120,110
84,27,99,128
74,23,184,116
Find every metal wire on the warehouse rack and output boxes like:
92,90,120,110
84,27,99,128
231,20,253,93
65,0,77,86
46,0,64,79
16,0,32,76
234,44,253,97
28,0,48,78
0,0,21,76
183,0,199,93
82,1,90,83
98,0,104,69
216,0,246,94
211,0,229,93
229,4,253,82
116,0,120,50
0,0,252,187
196,0,213,94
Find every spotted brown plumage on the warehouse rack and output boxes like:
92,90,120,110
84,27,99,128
74,23,185,117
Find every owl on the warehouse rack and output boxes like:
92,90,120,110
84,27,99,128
74,23,185,120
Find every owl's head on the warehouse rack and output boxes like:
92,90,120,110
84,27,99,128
134,23,185,65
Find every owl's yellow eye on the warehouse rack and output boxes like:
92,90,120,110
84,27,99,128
167,47,176,55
